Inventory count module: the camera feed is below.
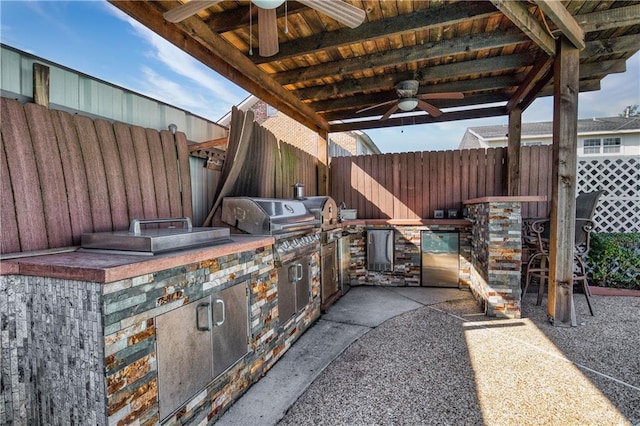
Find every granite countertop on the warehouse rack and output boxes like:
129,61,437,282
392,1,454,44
340,218,471,226
0,235,274,283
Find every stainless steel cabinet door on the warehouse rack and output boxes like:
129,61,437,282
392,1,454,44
321,243,337,303
212,282,249,377
296,255,312,311
277,263,297,321
156,300,213,420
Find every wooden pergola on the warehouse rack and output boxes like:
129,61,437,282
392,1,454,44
109,0,640,326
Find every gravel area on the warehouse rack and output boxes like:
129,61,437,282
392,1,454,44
278,290,640,426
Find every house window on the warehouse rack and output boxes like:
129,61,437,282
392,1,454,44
583,138,601,154
522,141,543,146
603,137,621,154
266,105,278,117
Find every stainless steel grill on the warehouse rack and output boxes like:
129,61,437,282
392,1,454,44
299,196,347,311
221,197,320,322
221,197,318,236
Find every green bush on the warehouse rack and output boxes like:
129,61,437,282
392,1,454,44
586,233,640,290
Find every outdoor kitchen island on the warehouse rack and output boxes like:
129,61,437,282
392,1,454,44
0,234,321,425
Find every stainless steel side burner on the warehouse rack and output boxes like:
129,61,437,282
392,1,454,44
80,218,231,255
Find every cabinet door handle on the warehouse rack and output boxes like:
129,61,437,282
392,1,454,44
213,298,225,327
296,263,303,281
196,302,212,331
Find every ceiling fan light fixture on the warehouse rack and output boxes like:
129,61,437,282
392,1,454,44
252,0,285,9
397,97,418,112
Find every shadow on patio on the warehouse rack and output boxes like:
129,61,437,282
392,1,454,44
265,286,640,425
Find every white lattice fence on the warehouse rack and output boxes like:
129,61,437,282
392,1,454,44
577,156,639,233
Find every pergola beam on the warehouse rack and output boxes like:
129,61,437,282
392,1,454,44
506,55,554,112
329,106,508,133
576,4,640,33
272,31,529,85
489,0,556,56
534,1,585,50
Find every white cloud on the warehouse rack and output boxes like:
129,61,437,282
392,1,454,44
102,1,246,118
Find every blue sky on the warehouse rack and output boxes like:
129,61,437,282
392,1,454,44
1,1,639,153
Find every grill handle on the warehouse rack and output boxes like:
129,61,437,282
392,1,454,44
129,217,193,234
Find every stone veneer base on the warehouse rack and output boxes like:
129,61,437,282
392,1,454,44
0,244,321,425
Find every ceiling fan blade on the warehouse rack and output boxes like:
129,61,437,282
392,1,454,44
298,0,366,28
418,92,464,100
417,100,443,117
381,105,399,121
356,99,397,114
258,7,279,57
163,0,223,23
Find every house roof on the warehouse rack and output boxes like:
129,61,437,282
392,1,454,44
110,1,640,135
468,115,640,140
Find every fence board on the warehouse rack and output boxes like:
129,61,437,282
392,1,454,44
421,152,431,218
94,119,128,230
2,98,48,251
174,131,193,220
51,110,93,242
24,103,73,248
0,130,20,253
460,149,470,203
452,150,462,214
131,126,159,222
145,128,172,219
160,129,183,218
412,152,428,218
113,122,144,222
383,153,394,218
75,115,113,233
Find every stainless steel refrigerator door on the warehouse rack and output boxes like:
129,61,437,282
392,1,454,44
421,232,459,287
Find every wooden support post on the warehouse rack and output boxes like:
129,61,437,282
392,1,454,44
317,129,329,195
548,37,579,327
507,106,522,196
33,63,50,108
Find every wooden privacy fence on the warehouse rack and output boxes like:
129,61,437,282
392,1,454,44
329,146,553,220
203,107,318,226
0,97,193,255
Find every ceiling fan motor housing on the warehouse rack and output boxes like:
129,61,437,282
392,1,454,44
395,80,420,98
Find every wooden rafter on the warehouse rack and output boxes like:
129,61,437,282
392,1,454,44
489,0,556,57
253,1,500,65
533,0,584,50
507,55,554,112
330,106,508,133
272,30,530,85
576,4,640,33
296,53,536,102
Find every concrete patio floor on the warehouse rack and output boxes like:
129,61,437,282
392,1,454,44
217,286,640,425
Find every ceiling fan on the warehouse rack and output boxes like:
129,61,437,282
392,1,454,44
163,0,366,57
357,80,464,120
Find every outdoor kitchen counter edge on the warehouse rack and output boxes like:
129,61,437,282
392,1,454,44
0,235,274,283
340,219,471,226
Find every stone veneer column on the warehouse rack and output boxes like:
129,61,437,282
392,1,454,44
466,199,523,318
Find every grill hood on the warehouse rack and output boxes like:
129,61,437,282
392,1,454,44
221,197,319,235
299,196,339,230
